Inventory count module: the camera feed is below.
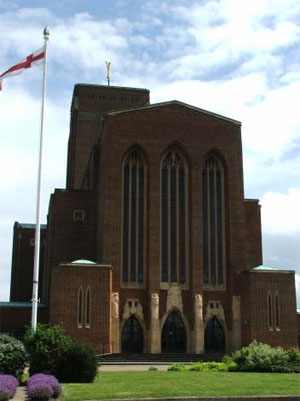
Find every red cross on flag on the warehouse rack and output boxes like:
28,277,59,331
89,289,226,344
0,47,45,90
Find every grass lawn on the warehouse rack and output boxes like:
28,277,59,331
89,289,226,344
62,371,300,400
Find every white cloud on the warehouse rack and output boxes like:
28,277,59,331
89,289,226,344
261,189,300,234
1,0,300,306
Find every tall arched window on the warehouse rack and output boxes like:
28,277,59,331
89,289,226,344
275,292,280,329
77,287,83,328
267,292,273,329
202,153,226,286
122,149,145,284
85,287,91,328
161,149,187,284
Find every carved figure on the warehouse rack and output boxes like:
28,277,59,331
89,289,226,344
111,292,119,318
166,284,183,312
194,294,203,319
151,293,159,320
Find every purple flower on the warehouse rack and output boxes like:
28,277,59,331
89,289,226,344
27,383,52,401
0,389,11,401
0,375,19,399
27,374,61,400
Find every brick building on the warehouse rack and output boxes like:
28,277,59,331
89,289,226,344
3,83,299,354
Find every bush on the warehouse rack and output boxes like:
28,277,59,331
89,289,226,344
231,341,300,373
167,364,187,371
188,361,230,372
27,382,53,401
0,334,27,380
25,324,72,377
27,374,61,399
56,343,97,383
148,366,158,371
0,375,19,401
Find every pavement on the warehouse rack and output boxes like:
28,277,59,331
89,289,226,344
14,386,27,401
98,364,171,371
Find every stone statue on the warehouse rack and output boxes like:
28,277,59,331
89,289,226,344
111,292,119,319
151,293,159,320
194,294,203,319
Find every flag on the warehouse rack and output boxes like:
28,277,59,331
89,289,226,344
0,47,45,90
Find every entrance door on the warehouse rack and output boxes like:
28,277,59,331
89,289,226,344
161,311,186,353
121,316,143,353
204,317,225,353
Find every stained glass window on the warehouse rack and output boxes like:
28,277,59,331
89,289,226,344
161,149,187,284
202,154,226,287
122,150,145,284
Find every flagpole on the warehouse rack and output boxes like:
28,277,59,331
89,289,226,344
31,27,50,331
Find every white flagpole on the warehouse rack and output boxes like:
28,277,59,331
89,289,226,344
31,27,50,331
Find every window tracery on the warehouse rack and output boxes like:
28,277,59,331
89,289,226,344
202,153,226,287
122,149,145,284
161,149,187,285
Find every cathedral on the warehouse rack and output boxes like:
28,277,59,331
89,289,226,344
2,83,299,354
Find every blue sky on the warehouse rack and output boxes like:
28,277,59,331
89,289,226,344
0,0,300,304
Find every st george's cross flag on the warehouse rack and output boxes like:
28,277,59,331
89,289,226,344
0,47,45,90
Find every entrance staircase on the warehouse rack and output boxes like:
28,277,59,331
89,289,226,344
98,353,223,365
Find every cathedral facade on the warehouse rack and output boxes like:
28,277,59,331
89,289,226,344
5,83,299,354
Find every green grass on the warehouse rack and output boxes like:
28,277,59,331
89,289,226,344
62,371,300,401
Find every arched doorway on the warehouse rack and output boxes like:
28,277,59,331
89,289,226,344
204,317,225,353
121,316,143,353
161,311,187,353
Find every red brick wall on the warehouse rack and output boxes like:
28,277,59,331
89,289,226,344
49,263,112,353
67,85,150,189
43,189,96,302
240,270,298,348
10,223,46,302
297,312,300,348
0,304,48,337
96,103,246,334
244,200,262,269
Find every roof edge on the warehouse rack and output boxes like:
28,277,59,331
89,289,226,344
106,100,241,125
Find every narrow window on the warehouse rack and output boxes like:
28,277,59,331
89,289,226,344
275,292,280,329
73,210,85,223
202,154,226,287
267,292,273,329
78,287,83,328
161,149,187,284
122,150,145,284
85,288,91,328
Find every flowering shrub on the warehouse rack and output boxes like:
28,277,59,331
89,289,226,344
0,375,19,401
0,334,27,380
27,374,61,400
27,383,52,401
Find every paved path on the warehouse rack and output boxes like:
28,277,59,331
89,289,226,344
14,386,27,401
98,364,171,371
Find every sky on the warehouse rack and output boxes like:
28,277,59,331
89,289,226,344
0,0,300,305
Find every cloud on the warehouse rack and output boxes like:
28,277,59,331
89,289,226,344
1,0,300,307
261,189,300,234
0,85,69,301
